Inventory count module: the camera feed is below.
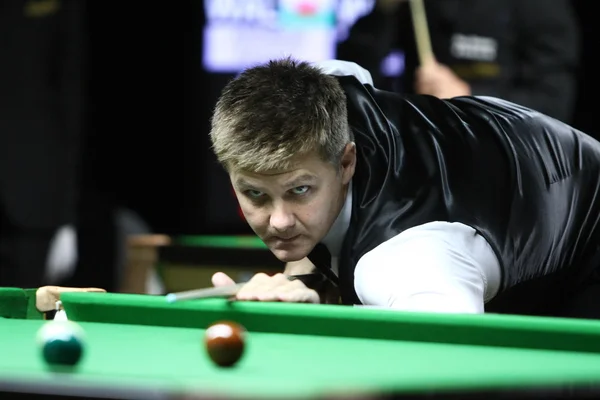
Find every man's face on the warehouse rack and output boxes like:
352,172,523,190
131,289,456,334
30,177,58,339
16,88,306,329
229,144,356,262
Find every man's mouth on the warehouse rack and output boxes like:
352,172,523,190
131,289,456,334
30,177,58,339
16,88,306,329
271,235,300,243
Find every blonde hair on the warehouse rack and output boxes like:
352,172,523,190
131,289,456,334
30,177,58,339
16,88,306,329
210,57,352,172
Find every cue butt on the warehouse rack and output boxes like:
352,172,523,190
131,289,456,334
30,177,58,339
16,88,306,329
410,0,434,66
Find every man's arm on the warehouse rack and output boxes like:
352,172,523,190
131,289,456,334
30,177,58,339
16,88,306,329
284,258,341,304
354,221,501,313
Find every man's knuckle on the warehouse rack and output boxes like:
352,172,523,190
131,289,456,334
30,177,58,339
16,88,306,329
289,279,307,289
251,272,269,282
272,273,288,281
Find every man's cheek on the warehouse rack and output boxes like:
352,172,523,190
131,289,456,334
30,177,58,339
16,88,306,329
297,205,323,229
238,205,253,222
238,206,263,229
231,188,246,221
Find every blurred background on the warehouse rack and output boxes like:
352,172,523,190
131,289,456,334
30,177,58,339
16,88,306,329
1,0,598,295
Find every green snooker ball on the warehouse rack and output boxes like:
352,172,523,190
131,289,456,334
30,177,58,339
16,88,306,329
37,320,85,367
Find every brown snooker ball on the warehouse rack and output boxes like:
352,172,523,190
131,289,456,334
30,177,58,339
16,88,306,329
204,321,246,367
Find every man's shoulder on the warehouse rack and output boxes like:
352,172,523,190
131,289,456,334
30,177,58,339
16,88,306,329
445,95,557,129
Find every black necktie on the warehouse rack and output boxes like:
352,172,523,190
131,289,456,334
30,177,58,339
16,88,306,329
307,243,339,287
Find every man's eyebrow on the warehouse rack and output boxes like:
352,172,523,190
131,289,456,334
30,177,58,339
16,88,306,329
284,174,318,188
234,178,256,189
234,174,317,189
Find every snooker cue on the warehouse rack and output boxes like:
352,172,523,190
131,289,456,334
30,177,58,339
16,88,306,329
165,282,246,303
409,0,434,66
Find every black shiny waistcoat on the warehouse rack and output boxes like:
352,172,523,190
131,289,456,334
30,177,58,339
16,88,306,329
315,76,600,310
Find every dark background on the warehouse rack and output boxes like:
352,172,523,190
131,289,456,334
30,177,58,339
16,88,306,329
83,0,600,238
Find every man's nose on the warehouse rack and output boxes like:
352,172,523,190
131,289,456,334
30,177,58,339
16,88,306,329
269,203,296,232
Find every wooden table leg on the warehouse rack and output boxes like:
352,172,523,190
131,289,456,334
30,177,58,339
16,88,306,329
121,234,171,294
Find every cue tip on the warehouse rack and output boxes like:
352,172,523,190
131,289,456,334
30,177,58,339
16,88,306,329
165,293,177,303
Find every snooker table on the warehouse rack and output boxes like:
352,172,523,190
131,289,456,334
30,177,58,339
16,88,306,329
3,290,600,399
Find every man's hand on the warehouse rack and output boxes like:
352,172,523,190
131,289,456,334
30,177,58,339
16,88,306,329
415,61,471,99
36,286,106,312
212,272,320,303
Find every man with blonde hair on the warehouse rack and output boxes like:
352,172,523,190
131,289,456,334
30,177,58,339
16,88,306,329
208,57,600,318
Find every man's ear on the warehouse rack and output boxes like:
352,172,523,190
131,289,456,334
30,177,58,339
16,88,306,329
340,142,356,184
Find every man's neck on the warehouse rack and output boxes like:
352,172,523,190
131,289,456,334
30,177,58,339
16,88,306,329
321,181,353,262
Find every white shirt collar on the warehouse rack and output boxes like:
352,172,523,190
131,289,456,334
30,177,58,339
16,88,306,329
321,181,353,258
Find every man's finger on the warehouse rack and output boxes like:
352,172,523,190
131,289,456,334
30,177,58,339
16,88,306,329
211,272,236,287
237,273,286,297
277,288,320,304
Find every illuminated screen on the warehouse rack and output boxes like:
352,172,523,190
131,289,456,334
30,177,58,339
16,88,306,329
202,0,379,73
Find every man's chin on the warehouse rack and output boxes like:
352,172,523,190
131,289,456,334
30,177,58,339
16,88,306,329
269,247,310,263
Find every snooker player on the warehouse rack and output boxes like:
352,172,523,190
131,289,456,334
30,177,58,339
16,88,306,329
208,58,600,318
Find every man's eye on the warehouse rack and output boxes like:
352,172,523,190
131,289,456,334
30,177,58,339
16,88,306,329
245,190,264,199
290,186,310,195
